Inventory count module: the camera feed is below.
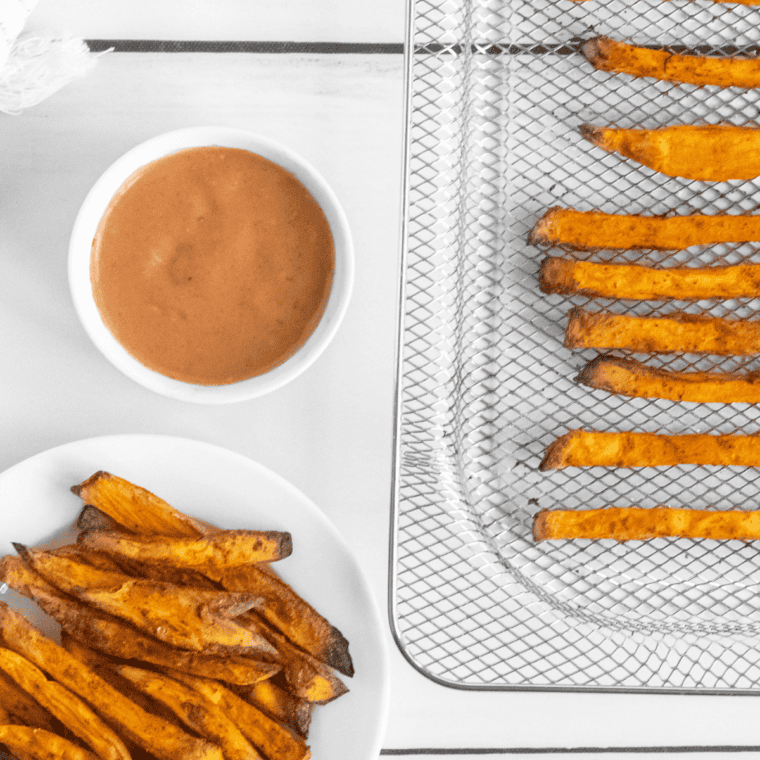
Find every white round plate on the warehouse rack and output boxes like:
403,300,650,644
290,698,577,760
0,434,389,760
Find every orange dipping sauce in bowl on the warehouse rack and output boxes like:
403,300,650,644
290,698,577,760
90,146,335,386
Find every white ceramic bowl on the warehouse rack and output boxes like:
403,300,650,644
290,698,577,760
69,126,354,403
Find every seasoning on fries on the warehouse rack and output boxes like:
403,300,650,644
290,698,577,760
540,429,760,470
533,506,760,541
580,124,760,182
576,356,760,403
564,307,760,356
529,207,760,251
540,257,760,301
582,36,760,89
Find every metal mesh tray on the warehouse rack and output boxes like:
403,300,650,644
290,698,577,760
390,0,760,691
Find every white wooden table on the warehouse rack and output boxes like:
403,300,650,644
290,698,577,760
2,1,760,757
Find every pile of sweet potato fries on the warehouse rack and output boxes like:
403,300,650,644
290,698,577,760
527,31,760,543
0,471,352,759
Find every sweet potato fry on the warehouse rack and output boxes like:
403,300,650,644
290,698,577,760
540,257,760,301
13,546,268,655
49,544,128,574
71,471,206,538
0,670,58,731
533,506,760,541
168,671,311,760
115,665,262,760
59,633,193,732
242,612,349,704
233,679,315,739
78,528,293,580
577,355,760,403
221,563,353,677
565,307,760,355
0,603,222,760
582,36,760,88
0,726,100,760
540,429,760,470
1,555,278,684
0,647,130,760
529,207,760,251
580,124,760,182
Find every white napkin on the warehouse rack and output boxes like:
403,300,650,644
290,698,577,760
0,0,105,115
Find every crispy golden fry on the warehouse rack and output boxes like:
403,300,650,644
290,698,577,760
168,671,311,760
0,670,58,731
529,207,760,251
582,36,760,88
78,528,293,580
59,632,192,732
0,647,130,760
540,257,760,301
243,613,349,704
13,546,269,655
565,307,760,356
115,665,261,760
580,124,760,182
82,543,221,589
222,563,353,677
0,726,100,760
1,555,279,685
71,471,206,538
0,603,223,760
534,505,760,541
233,679,315,739
540,429,760,470
49,544,128,573
577,355,760,403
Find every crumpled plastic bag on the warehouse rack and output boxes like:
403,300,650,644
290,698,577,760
0,0,106,115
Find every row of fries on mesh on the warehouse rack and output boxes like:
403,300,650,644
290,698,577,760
529,32,760,542
0,471,353,760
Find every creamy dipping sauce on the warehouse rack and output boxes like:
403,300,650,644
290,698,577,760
90,146,335,385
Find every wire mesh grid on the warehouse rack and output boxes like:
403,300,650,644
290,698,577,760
390,0,760,691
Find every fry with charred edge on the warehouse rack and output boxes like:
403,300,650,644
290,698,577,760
233,679,315,739
49,544,127,573
533,506,760,541
580,124,760,182
12,546,270,655
0,603,223,760
242,612,349,704
0,647,131,760
0,555,279,685
168,670,311,760
115,665,262,760
540,429,760,470
0,726,100,760
577,356,760,403
78,528,293,580
0,671,58,731
76,504,126,534
540,257,760,301
71,471,207,538
582,36,760,88
529,207,760,251
565,307,760,356
221,563,353,677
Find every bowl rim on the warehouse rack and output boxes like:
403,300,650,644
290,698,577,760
68,126,354,403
